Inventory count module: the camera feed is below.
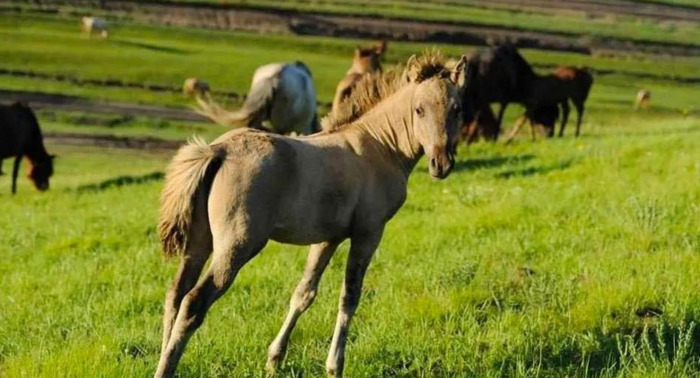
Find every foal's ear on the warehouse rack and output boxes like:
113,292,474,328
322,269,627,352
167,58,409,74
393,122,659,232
405,54,420,83
450,55,469,89
354,47,361,57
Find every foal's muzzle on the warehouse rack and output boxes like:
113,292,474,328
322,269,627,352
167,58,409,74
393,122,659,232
428,150,455,179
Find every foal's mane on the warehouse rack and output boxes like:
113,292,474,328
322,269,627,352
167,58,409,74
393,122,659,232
322,51,449,132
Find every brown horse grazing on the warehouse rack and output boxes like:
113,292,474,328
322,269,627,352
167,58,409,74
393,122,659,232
154,52,468,378
331,40,387,113
0,102,55,194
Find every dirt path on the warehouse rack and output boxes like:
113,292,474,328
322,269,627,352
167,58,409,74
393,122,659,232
12,0,700,56
0,89,208,122
44,131,184,150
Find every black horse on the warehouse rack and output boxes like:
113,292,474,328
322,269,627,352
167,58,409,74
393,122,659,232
0,102,55,194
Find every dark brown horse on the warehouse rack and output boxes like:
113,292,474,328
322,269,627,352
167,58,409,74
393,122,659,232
460,43,522,139
0,102,54,194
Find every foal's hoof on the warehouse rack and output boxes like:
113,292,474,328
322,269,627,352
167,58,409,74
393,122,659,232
265,355,281,376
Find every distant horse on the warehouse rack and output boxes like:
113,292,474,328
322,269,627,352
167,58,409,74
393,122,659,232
331,41,387,113
635,89,651,110
0,103,55,194
154,52,468,378
81,16,109,38
195,61,318,135
182,77,210,97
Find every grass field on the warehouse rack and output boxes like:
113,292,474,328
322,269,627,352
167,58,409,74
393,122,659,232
1,2,700,377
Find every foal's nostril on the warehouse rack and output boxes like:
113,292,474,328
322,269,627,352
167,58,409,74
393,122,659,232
430,157,437,169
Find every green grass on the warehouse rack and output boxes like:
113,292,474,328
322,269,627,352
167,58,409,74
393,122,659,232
2,6,700,377
1,115,700,377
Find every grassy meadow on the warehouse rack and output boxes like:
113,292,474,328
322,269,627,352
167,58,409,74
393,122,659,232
1,4,700,378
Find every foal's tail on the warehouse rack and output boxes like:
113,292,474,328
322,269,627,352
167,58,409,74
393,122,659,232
158,137,225,257
194,78,275,127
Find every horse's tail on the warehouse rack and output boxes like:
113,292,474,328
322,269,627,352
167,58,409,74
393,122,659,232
195,77,275,127
158,137,225,257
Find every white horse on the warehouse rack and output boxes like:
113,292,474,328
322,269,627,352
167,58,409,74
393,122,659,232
195,61,318,135
81,17,109,38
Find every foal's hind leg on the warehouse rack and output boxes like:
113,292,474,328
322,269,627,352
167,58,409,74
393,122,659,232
161,190,214,352
326,230,383,377
154,235,267,378
266,240,342,373
160,254,210,353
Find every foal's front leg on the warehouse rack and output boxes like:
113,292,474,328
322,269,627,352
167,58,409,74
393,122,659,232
326,230,383,377
266,240,342,373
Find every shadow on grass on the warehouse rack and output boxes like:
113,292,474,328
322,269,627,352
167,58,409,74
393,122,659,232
75,171,164,192
452,154,535,173
112,40,188,54
496,159,574,179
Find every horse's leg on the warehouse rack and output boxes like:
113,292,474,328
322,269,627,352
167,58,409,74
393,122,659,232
11,155,21,194
160,186,214,352
160,255,210,353
154,235,267,378
266,240,342,372
494,102,507,137
558,101,570,138
326,230,383,377
575,103,584,137
505,114,527,144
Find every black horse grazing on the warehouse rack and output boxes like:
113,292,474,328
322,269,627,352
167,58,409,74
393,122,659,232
0,102,55,194
460,43,522,140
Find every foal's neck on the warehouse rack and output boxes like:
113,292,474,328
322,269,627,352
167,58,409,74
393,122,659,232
352,86,422,178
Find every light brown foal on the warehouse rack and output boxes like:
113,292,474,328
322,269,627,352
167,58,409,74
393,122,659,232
155,52,467,378
331,41,387,114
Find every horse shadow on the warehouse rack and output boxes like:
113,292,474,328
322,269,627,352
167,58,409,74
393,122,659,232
74,171,163,192
111,40,188,55
495,159,574,179
451,153,535,173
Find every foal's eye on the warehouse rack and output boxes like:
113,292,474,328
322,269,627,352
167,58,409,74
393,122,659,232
415,106,424,117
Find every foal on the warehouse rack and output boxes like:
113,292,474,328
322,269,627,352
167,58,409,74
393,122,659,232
155,52,468,378
0,102,54,194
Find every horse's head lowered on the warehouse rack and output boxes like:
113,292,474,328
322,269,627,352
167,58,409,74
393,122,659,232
404,54,468,179
27,155,55,191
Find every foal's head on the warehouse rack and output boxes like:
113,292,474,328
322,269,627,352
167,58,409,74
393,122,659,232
352,41,387,73
27,155,55,191
405,54,468,179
